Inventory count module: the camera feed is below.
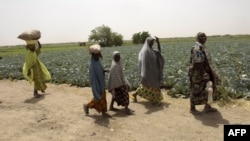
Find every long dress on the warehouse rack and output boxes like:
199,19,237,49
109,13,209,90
189,42,220,105
87,56,107,113
22,47,51,91
108,51,130,107
134,37,165,104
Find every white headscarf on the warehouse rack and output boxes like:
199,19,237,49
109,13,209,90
138,37,164,88
108,51,126,91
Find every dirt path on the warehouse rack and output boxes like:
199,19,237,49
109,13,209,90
0,80,250,141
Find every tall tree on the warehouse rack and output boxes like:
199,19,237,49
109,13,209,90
132,32,141,44
140,31,150,44
132,31,150,44
112,32,123,46
88,25,123,47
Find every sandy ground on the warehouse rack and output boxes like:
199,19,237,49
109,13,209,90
0,80,250,141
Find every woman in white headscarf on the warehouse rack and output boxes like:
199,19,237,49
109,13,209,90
131,36,165,105
108,51,133,115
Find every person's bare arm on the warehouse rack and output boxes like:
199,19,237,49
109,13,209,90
155,36,161,53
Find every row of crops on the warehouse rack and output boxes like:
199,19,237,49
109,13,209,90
1,39,250,98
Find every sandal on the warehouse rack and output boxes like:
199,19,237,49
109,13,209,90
203,107,217,113
83,104,89,115
124,109,134,115
190,109,201,115
102,112,112,118
34,93,42,98
109,107,119,111
124,110,132,115
190,106,201,114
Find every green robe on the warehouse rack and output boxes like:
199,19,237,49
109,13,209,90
23,48,51,91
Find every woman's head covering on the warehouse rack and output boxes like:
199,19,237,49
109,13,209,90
89,44,101,54
25,40,38,45
138,36,164,88
89,51,105,100
147,36,155,47
18,29,41,46
108,51,126,91
112,51,120,61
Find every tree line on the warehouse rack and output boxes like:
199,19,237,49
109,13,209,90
88,25,150,47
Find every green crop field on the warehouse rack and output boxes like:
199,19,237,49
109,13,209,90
1,35,250,100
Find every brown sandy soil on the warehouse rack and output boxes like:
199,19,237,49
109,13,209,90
0,79,250,141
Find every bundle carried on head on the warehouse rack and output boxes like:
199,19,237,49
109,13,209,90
89,44,101,54
17,29,41,45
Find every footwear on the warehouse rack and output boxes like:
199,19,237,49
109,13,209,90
109,107,119,111
83,104,89,115
124,109,132,115
34,91,41,98
102,112,112,118
34,94,42,98
203,104,217,113
203,106,217,113
190,109,201,115
124,108,134,115
190,105,201,114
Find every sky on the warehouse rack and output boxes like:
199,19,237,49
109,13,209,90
0,0,249,46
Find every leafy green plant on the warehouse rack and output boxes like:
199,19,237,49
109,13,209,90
1,35,250,99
